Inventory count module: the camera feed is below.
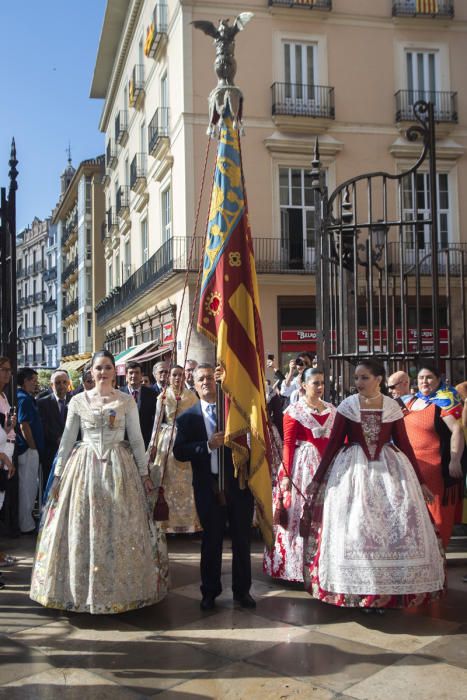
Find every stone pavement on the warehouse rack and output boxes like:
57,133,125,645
0,533,466,699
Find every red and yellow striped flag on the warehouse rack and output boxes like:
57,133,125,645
197,111,273,546
416,0,438,13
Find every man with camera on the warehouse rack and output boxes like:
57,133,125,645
280,353,313,406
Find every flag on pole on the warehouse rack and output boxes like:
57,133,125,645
197,109,273,546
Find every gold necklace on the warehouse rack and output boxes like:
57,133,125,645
360,392,381,404
306,398,324,412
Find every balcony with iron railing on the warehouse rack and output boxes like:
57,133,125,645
43,267,57,282
385,241,467,276
62,341,79,357
17,267,26,279
61,255,78,283
395,90,457,123
43,298,57,313
62,298,79,319
115,110,129,146
43,332,57,346
269,0,332,9
272,83,335,127
116,186,130,218
107,207,118,234
23,325,46,338
392,0,454,18
34,291,46,304
106,139,118,169
144,1,169,59
149,107,170,156
129,64,145,109
130,153,147,192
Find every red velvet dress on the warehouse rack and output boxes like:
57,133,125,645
303,395,445,609
263,400,336,582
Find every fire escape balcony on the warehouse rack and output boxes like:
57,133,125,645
129,64,145,109
269,0,332,9
106,139,118,169
130,153,147,194
271,82,335,132
144,1,168,59
149,107,170,160
115,110,129,146
392,0,454,18
116,186,130,219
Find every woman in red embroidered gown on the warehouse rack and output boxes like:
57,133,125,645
303,359,445,609
264,369,336,582
404,365,465,548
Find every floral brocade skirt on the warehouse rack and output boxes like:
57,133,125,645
303,444,446,608
30,442,168,614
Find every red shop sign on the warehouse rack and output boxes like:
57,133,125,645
281,329,318,343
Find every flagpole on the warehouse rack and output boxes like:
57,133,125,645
215,351,226,505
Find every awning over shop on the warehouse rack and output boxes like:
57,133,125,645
59,359,88,373
134,344,174,365
115,340,157,375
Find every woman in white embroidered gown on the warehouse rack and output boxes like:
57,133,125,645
264,369,336,582
302,359,445,609
148,365,201,533
30,350,168,614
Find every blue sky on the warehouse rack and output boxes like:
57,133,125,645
0,1,107,230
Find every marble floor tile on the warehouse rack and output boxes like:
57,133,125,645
120,592,218,631
345,654,467,700
248,628,403,693
1,668,144,699
248,593,348,628
154,660,335,700
173,577,284,604
0,635,54,685
315,613,460,653
417,624,467,669
158,608,306,661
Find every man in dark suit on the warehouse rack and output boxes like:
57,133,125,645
37,370,70,485
151,361,169,397
121,361,158,449
173,363,255,611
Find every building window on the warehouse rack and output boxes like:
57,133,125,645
141,219,149,263
87,313,92,338
279,167,315,269
124,239,131,281
162,187,171,242
401,172,450,249
115,251,120,286
107,262,113,292
284,42,317,104
405,49,439,112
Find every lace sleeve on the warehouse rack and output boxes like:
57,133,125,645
54,397,80,477
125,397,148,475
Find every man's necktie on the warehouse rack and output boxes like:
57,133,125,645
206,403,217,432
59,399,66,423
132,390,139,403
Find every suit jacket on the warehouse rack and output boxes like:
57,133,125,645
173,402,236,512
121,384,158,449
37,393,70,471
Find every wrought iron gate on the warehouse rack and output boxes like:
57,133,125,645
0,140,18,373
313,101,467,400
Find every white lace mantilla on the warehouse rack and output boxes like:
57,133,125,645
337,394,403,424
285,399,336,439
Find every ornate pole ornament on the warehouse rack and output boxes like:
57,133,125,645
192,12,253,135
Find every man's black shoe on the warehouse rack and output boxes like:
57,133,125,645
200,595,215,611
233,593,256,609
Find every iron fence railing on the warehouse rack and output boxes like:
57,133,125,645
115,110,129,145
272,82,335,119
129,64,145,107
43,332,57,346
395,90,457,122
61,255,78,282
62,298,79,319
106,139,117,169
386,241,467,275
43,298,57,313
269,0,332,9
130,153,147,190
392,0,454,18
43,267,57,282
62,341,79,356
116,186,130,217
149,107,169,154
107,207,118,233
145,1,168,58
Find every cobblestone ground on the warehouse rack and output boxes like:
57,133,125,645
0,532,466,699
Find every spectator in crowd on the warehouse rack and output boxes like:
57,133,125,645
70,368,95,396
37,371,71,486
141,374,152,387
184,359,198,393
17,368,44,534
152,362,169,397
281,354,312,406
388,370,412,406
121,361,158,449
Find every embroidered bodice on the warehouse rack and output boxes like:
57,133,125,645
360,409,383,460
54,390,147,476
283,399,337,475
